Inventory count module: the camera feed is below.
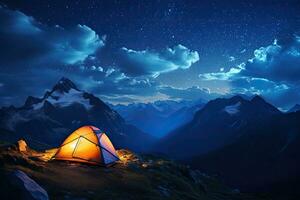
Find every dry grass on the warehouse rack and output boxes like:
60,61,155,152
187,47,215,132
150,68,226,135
0,140,269,200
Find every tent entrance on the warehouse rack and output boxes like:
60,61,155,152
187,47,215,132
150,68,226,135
72,136,102,163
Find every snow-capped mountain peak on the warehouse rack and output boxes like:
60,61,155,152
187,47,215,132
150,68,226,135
33,88,93,110
51,77,79,94
21,77,92,110
0,77,154,151
224,102,241,115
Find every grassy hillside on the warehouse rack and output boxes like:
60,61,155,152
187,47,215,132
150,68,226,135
0,140,267,200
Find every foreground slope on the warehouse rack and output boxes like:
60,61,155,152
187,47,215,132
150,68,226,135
0,141,266,200
157,95,300,198
188,110,300,196
0,77,154,151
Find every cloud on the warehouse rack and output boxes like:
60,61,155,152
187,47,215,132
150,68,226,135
105,68,116,77
230,77,289,94
117,44,199,77
229,56,236,62
0,6,105,106
198,64,244,81
240,49,246,54
197,34,300,109
0,6,204,106
0,6,104,71
3,5,299,109
230,77,299,109
73,66,159,96
100,93,170,105
159,85,217,101
67,63,219,104
240,36,300,83
234,35,300,108
200,34,300,84
90,66,104,72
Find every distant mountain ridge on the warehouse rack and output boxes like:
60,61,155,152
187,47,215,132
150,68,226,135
156,95,281,158
288,104,300,113
112,99,204,137
153,94,300,194
0,77,154,151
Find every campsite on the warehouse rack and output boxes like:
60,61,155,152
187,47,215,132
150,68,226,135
0,139,265,200
0,125,259,199
1,0,300,199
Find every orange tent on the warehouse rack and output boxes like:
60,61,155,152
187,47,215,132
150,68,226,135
53,126,119,166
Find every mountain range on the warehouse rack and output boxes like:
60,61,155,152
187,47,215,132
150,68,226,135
1,77,300,196
156,95,281,158
150,94,300,195
0,77,154,151
112,99,204,137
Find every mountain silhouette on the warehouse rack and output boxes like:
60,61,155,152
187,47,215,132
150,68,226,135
0,77,154,151
188,110,300,194
156,95,281,158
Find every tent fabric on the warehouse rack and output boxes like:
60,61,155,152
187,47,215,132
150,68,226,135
53,126,119,166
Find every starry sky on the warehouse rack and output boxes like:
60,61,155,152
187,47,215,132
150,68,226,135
0,0,300,109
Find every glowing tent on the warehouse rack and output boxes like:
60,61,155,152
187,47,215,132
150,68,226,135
53,126,119,166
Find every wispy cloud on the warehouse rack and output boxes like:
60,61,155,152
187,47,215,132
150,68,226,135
117,44,199,77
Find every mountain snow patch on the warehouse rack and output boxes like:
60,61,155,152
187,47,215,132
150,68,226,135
224,102,241,115
33,89,93,110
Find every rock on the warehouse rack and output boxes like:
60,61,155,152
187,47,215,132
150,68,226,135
18,140,28,152
188,170,207,193
141,163,148,168
9,170,49,200
232,189,240,194
157,185,170,197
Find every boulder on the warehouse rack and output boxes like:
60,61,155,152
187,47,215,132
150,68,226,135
9,170,49,200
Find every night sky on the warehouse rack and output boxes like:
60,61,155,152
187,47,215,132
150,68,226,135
0,0,300,109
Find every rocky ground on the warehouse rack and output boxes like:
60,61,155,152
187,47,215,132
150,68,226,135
0,140,269,200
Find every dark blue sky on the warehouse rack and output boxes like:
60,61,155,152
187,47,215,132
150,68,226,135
0,0,300,109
